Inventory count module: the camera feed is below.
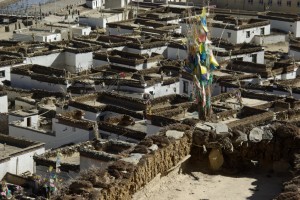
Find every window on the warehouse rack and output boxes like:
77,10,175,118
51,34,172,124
246,31,251,38
252,54,257,63
277,0,281,5
287,1,291,6
260,27,265,35
248,0,253,4
0,70,5,78
183,81,189,94
227,32,231,38
27,117,31,127
268,0,272,5
259,0,264,4
298,2,300,7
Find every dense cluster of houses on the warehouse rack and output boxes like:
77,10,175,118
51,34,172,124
0,0,300,199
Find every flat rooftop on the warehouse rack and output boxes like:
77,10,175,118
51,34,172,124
80,9,122,18
10,109,39,117
0,144,22,160
225,97,269,107
48,152,80,165
0,134,45,162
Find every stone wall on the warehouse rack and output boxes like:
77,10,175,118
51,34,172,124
191,121,300,199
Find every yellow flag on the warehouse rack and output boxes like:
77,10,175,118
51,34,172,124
210,52,219,67
201,7,207,18
200,65,207,74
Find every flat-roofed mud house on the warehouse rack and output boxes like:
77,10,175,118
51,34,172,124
0,134,45,180
34,141,92,179
258,12,300,38
0,53,24,84
226,60,299,81
105,5,188,35
93,50,163,70
34,139,137,179
168,39,265,64
79,9,125,29
220,76,300,100
9,110,96,149
92,65,180,98
10,64,103,94
209,15,270,44
11,65,70,93
3,41,101,74
67,92,147,121
79,139,136,170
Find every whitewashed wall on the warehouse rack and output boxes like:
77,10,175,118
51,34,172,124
0,95,8,113
217,51,265,64
179,77,193,97
254,34,286,45
289,49,300,60
95,81,180,98
11,74,68,93
267,19,298,37
86,0,102,9
0,66,11,84
0,147,45,180
167,47,188,60
80,13,123,29
65,51,93,73
93,58,158,70
211,24,270,44
125,46,168,57
9,118,92,149
72,27,91,37
25,52,64,67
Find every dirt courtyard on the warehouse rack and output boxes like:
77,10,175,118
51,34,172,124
133,158,289,200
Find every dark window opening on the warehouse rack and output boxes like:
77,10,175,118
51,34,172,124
252,54,258,63
183,81,189,94
0,70,5,78
227,32,231,38
27,117,31,127
246,31,251,38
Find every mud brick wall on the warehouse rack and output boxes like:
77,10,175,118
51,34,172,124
100,135,191,200
228,111,274,129
0,113,8,135
276,109,300,121
55,125,192,200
